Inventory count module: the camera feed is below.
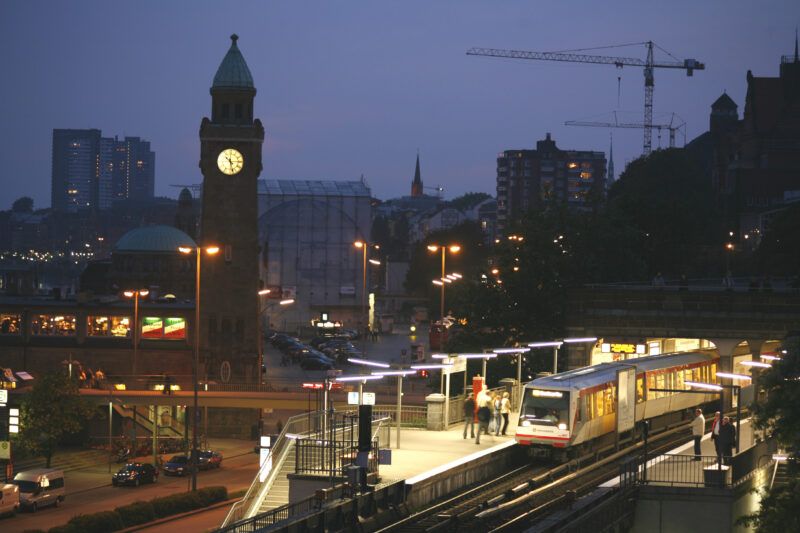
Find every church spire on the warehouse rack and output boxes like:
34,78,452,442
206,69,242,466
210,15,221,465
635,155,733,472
411,152,423,197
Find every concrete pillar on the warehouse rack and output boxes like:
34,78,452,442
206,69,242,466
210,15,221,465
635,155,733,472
425,393,446,431
709,338,743,413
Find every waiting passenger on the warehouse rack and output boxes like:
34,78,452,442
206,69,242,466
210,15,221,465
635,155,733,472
691,408,705,461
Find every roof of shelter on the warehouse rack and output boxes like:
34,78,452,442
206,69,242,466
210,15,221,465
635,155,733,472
114,225,196,253
258,179,371,198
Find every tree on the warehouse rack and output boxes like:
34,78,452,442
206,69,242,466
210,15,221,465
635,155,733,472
449,192,491,212
16,372,95,467
738,336,800,531
12,196,34,213
755,203,800,278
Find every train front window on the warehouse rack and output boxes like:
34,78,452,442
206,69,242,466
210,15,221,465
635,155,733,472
522,389,569,427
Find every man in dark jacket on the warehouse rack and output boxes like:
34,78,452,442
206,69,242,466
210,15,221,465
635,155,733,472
718,417,736,465
476,391,491,444
463,393,476,439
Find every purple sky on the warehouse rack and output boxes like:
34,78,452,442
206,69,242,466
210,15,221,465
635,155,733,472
1,1,798,209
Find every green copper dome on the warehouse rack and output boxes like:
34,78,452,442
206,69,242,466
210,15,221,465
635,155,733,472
212,34,254,89
115,225,196,253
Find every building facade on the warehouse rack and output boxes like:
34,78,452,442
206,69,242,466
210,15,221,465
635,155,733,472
257,180,372,332
496,133,606,232
51,129,155,212
198,35,263,383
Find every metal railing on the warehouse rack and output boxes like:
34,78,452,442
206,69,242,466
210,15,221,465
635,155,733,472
643,454,729,487
295,437,379,477
221,410,326,527
217,489,332,533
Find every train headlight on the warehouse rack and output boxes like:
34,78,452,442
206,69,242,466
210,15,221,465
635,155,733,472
521,420,531,427
558,423,567,430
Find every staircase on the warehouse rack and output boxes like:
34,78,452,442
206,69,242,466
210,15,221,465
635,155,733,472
257,440,296,513
773,461,791,488
112,402,184,438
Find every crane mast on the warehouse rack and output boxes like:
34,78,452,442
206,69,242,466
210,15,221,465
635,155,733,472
467,41,704,154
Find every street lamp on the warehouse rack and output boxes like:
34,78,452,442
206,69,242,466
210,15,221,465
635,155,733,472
178,244,219,492
256,291,295,384
528,337,597,374
372,369,416,448
354,241,380,339
122,289,149,378
427,244,461,322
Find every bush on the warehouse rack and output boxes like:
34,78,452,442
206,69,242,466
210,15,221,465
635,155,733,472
115,500,156,527
150,486,227,518
198,486,228,505
48,525,80,533
67,511,124,533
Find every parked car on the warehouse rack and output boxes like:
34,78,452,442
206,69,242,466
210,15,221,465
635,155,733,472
0,484,20,517
300,356,334,370
162,455,190,476
198,450,223,470
12,469,65,512
112,463,158,487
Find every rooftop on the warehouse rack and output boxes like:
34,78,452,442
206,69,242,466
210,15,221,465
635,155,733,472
258,179,371,198
114,225,196,253
212,34,254,89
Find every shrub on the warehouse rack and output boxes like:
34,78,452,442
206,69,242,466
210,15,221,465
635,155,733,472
198,486,228,505
67,511,124,533
48,527,79,533
115,500,156,527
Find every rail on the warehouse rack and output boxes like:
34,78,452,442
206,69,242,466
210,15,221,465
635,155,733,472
221,410,326,527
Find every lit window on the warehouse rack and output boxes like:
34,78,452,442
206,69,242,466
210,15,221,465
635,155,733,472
88,316,130,337
579,171,592,179
31,315,76,336
0,314,21,335
567,162,578,169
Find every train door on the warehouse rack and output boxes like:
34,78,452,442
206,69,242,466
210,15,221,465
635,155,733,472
616,367,636,448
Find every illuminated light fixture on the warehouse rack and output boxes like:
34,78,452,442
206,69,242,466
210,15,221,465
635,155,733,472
335,375,384,382
372,370,417,376
206,246,220,255
432,280,444,286
354,240,365,249
441,278,452,284
302,382,324,390
427,245,439,252
449,245,461,253
773,454,789,462
513,266,520,272
347,358,391,368
178,246,192,254
493,347,531,354
564,337,598,343
258,289,271,295
170,384,181,391
431,353,449,359
451,273,462,279
458,353,498,359
114,383,127,391
685,381,723,391
760,354,781,361
279,299,295,305
369,259,381,265
491,268,500,275
740,361,771,368
528,341,563,348
531,389,563,398
715,372,752,381
445,275,457,280
410,363,454,370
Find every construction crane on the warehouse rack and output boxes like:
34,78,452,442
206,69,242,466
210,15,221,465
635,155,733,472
565,112,686,148
466,41,704,154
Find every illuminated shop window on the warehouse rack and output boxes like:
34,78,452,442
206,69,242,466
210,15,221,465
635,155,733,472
0,314,22,335
141,317,186,340
31,315,76,336
87,316,131,337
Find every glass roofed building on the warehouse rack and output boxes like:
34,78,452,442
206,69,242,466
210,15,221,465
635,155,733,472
257,179,372,332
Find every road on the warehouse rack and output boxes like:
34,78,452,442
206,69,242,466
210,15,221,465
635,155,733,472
1,444,258,533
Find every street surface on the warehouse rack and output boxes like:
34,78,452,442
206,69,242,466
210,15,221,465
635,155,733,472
1,439,257,533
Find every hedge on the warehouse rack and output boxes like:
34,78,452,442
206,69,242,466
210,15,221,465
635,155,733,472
47,486,228,533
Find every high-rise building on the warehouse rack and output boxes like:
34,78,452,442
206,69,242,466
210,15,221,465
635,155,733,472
51,130,155,212
496,133,606,232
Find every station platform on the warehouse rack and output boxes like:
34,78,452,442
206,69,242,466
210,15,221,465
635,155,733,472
378,415,519,484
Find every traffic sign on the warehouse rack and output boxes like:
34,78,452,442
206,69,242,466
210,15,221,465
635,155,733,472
0,441,10,460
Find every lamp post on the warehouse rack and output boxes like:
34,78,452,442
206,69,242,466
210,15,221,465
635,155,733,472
257,291,294,382
493,347,531,408
122,289,149,379
178,244,219,492
427,244,461,322
528,337,597,374
353,241,380,340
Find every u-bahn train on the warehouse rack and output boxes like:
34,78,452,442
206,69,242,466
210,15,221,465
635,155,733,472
515,351,719,458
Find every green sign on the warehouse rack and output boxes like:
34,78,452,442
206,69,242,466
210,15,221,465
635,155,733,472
0,440,10,459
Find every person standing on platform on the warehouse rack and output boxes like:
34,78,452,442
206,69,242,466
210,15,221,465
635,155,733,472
500,392,511,436
710,411,721,457
463,393,476,440
493,393,503,436
691,409,705,461
718,416,736,465
476,389,491,444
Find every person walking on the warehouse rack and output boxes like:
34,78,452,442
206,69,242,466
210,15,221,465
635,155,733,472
691,409,705,461
463,393,476,440
500,392,511,436
710,411,721,458
718,417,736,465
476,390,491,444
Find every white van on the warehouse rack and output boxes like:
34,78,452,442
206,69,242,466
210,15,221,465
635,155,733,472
12,469,65,512
0,483,20,516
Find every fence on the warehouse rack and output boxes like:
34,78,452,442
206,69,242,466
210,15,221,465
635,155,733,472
295,437,380,477
643,454,728,487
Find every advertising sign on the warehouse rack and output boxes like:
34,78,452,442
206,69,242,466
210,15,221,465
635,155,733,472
141,317,163,339
362,392,376,405
164,318,186,339
616,367,636,434
0,441,10,459
347,392,360,405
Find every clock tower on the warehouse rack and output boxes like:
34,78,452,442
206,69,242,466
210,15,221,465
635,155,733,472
199,34,264,382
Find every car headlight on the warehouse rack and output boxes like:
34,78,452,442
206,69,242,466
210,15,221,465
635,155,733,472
521,420,531,427
558,423,567,430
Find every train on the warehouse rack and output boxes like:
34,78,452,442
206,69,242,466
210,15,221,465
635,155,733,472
515,351,719,459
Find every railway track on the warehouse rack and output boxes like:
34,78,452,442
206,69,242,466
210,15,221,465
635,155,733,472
381,420,695,533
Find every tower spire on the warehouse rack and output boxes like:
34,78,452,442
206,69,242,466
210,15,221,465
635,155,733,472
411,152,423,197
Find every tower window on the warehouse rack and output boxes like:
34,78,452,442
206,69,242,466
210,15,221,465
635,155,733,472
221,104,230,119
235,104,243,119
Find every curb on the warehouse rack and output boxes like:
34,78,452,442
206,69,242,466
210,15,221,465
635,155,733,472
119,497,237,532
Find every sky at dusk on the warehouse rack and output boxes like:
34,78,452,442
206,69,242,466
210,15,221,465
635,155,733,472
1,1,798,209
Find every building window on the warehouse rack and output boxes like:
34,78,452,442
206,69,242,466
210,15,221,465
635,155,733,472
579,171,592,179
87,316,131,337
0,314,21,335
31,315,76,336
235,103,243,119
221,103,230,119
141,317,186,340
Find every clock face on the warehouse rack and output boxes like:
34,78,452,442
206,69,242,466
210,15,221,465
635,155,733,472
217,148,244,175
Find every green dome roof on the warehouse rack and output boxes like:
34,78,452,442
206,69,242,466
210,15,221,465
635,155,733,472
115,225,196,253
212,34,254,89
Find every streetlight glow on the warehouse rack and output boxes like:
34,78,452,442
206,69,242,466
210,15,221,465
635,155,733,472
458,353,498,359
369,259,381,265
178,246,193,254
335,375,384,382
354,240,365,248
205,246,220,255
493,347,530,354
348,357,391,368
432,279,444,286
685,381,724,391
279,299,295,305
715,372,752,381
427,245,439,252
258,289,271,295
528,341,563,348
449,245,461,253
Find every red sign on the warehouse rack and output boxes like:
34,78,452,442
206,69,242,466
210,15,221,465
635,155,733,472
302,382,324,390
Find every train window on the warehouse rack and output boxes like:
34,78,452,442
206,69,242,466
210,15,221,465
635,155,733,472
656,374,666,398
604,386,616,414
676,369,685,390
647,374,656,399
692,367,701,382
636,377,645,403
581,394,592,421
684,369,693,383
595,391,605,417
711,363,717,382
